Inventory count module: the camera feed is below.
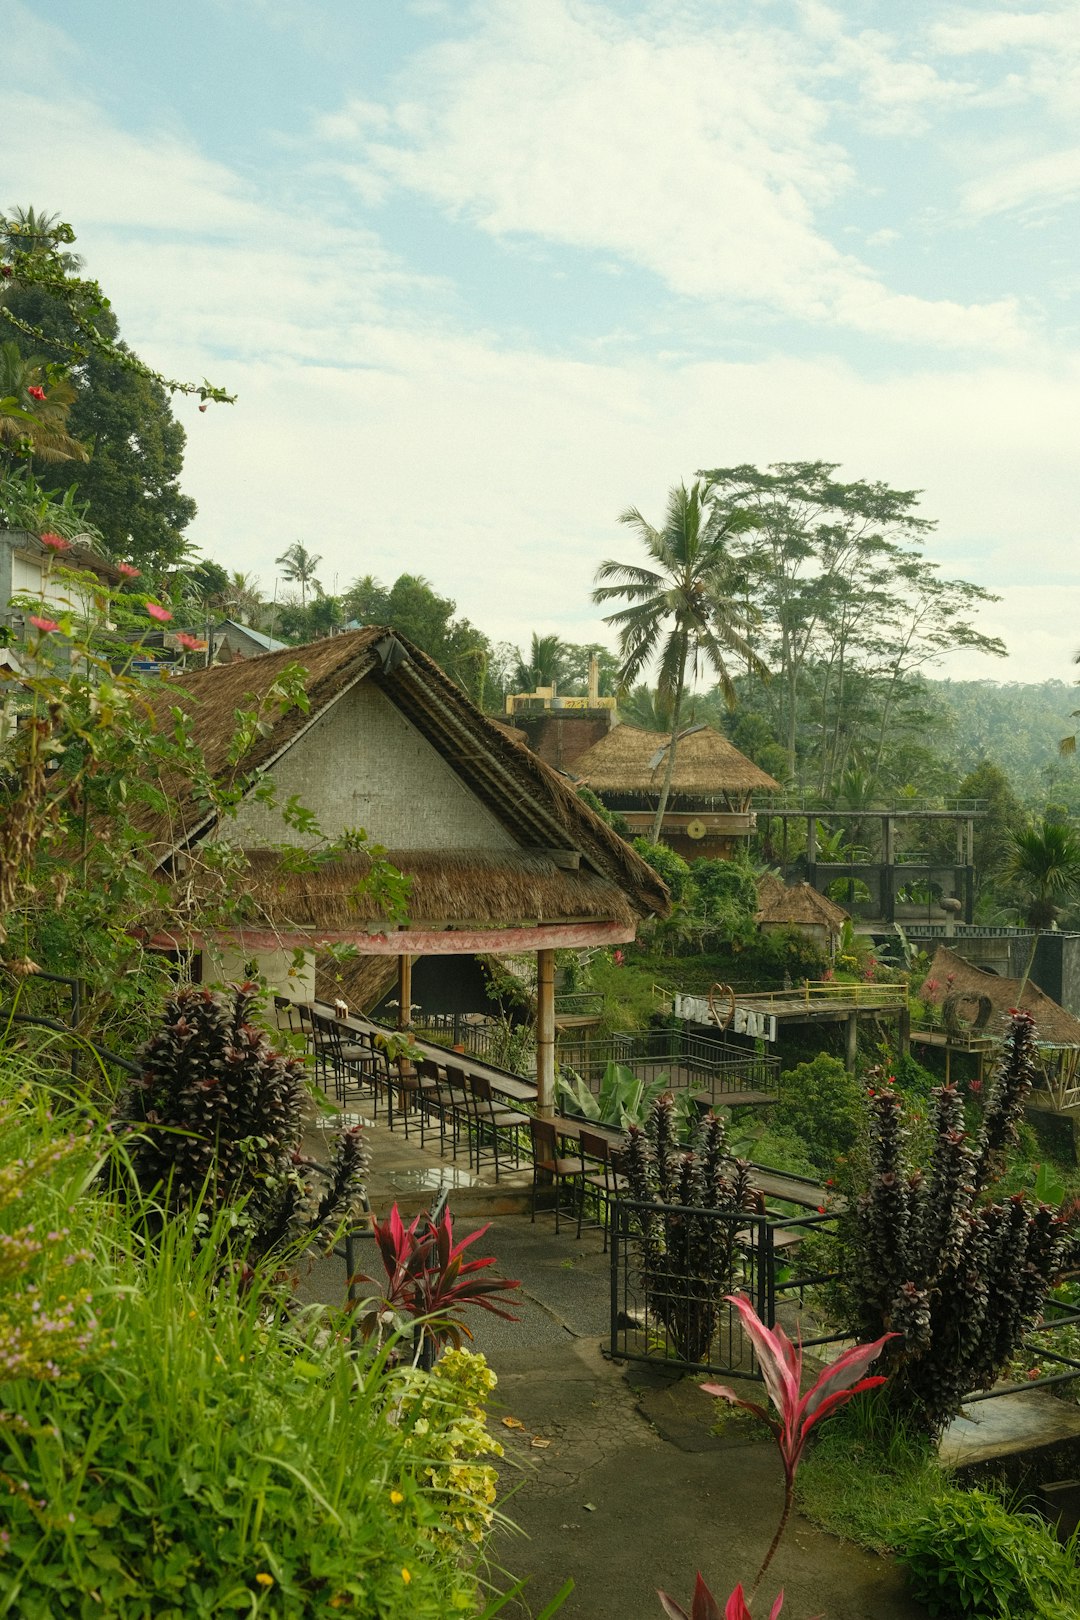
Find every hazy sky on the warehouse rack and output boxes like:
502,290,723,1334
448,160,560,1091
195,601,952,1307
5,0,1078,683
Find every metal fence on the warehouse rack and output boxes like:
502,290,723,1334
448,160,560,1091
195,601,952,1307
608,1196,1080,1399
608,1197,773,1375
559,1026,781,1106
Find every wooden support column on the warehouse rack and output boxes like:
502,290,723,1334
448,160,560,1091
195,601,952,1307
897,1004,910,1063
397,953,413,1030
845,1011,859,1073
536,947,556,1117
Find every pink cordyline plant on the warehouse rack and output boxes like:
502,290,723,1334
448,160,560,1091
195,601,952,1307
350,1201,521,1360
658,1295,894,1619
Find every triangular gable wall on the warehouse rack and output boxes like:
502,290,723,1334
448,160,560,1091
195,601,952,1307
226,679,515,852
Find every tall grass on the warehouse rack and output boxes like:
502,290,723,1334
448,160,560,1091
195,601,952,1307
0,1057,510,1618
794,1389,947,1554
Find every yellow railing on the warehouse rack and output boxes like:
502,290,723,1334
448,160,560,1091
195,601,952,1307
739,980,909,1011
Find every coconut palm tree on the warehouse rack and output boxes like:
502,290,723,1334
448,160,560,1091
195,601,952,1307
275,542,322,607
514,632,567,693
222,570,264,625
593,480,767,842
1006,816,1080,994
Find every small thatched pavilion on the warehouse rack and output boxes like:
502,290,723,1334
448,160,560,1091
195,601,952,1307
138,627,669,1111
570,721,781,858
756,875,849,960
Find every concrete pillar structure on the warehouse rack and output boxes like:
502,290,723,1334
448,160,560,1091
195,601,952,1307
536,947,556,1116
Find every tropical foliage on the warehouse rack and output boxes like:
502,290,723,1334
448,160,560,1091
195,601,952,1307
594,479,767,839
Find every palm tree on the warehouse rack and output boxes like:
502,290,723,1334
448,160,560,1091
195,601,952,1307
222,570,264,625
1006,816,1080,994
514,632,566,692
0,341,87,469
593,480,767,842
275,542,321,607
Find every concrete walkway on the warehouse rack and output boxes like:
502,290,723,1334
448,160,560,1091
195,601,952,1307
299,1111,931,1620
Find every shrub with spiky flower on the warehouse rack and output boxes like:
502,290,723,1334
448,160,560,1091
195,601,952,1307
847,1009,1074,1434
115,983,366,1262
623,1096,755,1365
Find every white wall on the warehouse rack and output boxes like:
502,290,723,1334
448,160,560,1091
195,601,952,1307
227,679,515,851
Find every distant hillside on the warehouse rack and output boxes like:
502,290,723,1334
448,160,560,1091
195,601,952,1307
926,678,1079,806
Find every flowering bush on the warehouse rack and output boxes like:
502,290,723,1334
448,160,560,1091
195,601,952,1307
0,1086,500,1618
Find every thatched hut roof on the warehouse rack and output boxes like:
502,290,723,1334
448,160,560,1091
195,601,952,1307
314,953,397,1013
919,945,1080,1047
757,877,849,929
139,627,668,921
217,847,638,933
571,722,780,798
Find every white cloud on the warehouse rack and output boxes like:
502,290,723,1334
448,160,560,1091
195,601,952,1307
315,0,1024,349
960,146,1080,219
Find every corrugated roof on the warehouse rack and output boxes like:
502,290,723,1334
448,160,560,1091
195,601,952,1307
214,620,289,653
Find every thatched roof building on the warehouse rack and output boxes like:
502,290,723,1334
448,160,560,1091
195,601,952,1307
918,945,1080,1047
141,628,670,1108
570,721,780,858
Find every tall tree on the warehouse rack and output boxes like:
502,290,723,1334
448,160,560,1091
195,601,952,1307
1,210,221,576
275,542,322,607
698,461,1005,787
593,480,766,842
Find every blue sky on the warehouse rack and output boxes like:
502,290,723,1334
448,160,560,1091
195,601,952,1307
5,0,1079,679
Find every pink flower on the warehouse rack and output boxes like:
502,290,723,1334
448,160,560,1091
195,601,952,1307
175,632,206,651
27,385,46,402
145,602,172,622
40,532,70,552
117,562,140,579
29,615,59,634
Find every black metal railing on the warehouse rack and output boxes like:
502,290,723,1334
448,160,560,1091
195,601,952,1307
608,1196,772,1376
559,1026,780,1105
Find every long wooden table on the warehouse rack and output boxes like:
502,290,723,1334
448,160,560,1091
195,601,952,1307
306,1002,538,1105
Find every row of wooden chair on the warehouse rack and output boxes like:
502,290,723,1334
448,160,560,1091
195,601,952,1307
529,1118,628,1245
280,998,627,1240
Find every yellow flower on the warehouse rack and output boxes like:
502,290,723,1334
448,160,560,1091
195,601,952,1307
401,1568,411,1585
255,1572,274,1587
389,1490,404,1505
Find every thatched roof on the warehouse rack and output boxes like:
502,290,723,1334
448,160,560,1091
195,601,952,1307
139,627,668,920
314,952,397,1013
570,722,780,798
757,877,849,929
919,945,1080,1047
218,847,638,933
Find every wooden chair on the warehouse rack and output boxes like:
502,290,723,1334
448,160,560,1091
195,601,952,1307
414,1057,458,1154
468,1073,529,1182
528,1116,587,1236
579,1129,627,1251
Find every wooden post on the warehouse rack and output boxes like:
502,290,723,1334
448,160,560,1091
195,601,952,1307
397,953,413,1030
536,947,556,1117
845,1011,859,1072
898,1004,910,1063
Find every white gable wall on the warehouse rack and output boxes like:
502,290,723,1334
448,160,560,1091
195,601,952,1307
227,679,516,851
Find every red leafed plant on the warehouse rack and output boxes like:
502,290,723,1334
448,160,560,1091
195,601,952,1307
658,1294,893,1618
349,1201,521,1360
660,1576,787,1620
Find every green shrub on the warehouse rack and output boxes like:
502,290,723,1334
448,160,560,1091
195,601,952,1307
0,1085,507,1618
631,838,691,902
115,983,366,1263
900,1490,1079,1619
773,1054,863,1173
